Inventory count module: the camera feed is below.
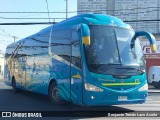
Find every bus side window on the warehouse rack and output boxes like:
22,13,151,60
51,29,71,63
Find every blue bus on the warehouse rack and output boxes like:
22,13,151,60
4,14,156,106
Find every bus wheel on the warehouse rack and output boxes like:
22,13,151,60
156,85,160,89
49,82,65,105
12,78,19,93
153,85,159,89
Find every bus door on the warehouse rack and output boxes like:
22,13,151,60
70,30,83,104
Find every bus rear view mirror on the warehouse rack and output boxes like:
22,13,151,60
131,31,156,53
81,24,90,45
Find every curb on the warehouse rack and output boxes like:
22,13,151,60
148,90,160,93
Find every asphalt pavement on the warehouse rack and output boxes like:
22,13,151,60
0,74,160,120
148,84,160,93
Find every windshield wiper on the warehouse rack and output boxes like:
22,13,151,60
98,63,122,71
116,67,145,74
106,63,122,66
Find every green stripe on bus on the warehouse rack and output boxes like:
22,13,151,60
102,82,141,86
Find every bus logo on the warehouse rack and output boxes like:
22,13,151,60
120,79,124,83
135,79,139,83
2,112,11,117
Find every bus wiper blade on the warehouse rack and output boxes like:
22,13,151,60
107,63,122,65
98,63,121,71
116,67,145,74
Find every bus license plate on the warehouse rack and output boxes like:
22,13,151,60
118,96,127,101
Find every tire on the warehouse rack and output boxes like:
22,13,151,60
12,78,19,93
49,82,65,105
157,85,160,89
154,85,158,88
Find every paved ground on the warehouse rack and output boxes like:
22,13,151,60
0,75,160,120
148,84,160,93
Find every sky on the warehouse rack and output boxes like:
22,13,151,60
0,0,77,54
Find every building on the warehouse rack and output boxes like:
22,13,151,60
77,0,107,14
115,0,160,34
77,0,115,15
77,0,160,34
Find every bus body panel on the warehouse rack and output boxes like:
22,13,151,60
25,55,51,95
50,57,71,101
83,90,147,106
81,53,148,105
4,14,153,106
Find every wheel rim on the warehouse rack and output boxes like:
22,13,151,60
52,86,59,102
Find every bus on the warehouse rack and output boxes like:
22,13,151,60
4,14,156,106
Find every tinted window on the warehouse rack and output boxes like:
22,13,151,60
51,29,71,62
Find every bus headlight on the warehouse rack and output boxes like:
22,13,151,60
85,83,104,92
138,83,148,92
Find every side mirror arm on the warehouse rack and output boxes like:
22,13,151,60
131,31,156,52
81,24,90,45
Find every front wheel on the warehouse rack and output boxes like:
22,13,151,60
49,82,65,105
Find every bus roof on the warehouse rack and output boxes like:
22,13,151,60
39,13,131,33
6,14,132,48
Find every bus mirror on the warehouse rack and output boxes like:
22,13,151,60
131,31,156,53
83,36,90,45
81,24,90,45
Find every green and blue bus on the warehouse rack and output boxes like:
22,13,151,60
4,14,156,106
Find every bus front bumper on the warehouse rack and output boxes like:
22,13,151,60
83,91,148,106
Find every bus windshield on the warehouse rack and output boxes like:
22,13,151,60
84,25,145,75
